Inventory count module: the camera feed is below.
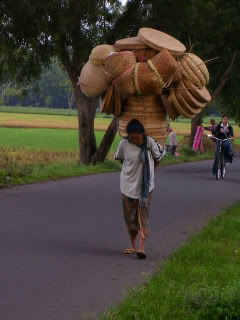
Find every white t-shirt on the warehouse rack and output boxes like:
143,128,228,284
115,136,165,199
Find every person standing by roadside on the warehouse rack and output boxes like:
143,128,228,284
115,119,165,259
204,119,217,136
169,127,177,156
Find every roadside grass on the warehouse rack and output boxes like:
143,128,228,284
101,203,240,320
0,145,122,187
0,143,214,187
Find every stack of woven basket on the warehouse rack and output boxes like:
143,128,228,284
79,28,211,144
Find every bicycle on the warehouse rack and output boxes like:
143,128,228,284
208,134,228,180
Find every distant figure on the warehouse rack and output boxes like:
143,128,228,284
193,120,204,153
169,127,177,156
204,119,217,136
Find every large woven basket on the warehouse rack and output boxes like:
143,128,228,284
134,48,158,62
104,51,136,80
149,49,182,87
138,28,186,56
180,53,209,88
113,66,136,99
134,62,162,96
89,45,115,66
119,95,168,145
79,61,110,97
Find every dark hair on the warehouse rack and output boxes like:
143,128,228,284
126,119,145,134
222,115,229,119
210,119,215,123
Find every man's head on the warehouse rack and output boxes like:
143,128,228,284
210,119,216,125
169,127,173,132
127,119,145,145
222,115,229,126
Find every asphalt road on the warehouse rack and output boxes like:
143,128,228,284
0,158,240,320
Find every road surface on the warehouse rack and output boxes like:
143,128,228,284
0,158,239,320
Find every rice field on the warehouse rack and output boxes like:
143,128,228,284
0,108,239,138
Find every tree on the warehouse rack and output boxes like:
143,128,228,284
0,0,121,164
117,0,240,137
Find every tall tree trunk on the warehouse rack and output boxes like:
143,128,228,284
91,117,118,164
68,89,74,116
74,85,98,164
190,50,238,146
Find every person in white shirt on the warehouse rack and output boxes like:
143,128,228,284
115,119,165,259
169,127,177,156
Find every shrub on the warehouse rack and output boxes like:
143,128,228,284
181,146,196,156
185,284,240,319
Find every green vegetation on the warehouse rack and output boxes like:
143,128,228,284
0,127,121,152
102,203,240,320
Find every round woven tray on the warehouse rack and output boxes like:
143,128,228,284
115,37,147,50
138,28,186,56
183,78,211,103
176,80,207,109
79,61,110,97
161,94,180,121
170,87,195,118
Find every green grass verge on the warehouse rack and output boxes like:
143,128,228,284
0,161,122,187
101,203,240,320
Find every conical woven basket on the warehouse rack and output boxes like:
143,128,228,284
180,53,209,88
134,62,162,96
100,86,115,115
176,80,207,109
174,86,204,116
149,49,182,86
89,45,115,66
79,61,110,97
170,87,195,118
113,66,136,99
183,78,211,103
104,51,136,80
161,94,180,121
119,95,168,145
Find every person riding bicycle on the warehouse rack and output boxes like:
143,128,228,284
212,115,234,174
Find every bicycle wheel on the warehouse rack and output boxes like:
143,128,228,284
220,153,226,179
215,157,220,180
